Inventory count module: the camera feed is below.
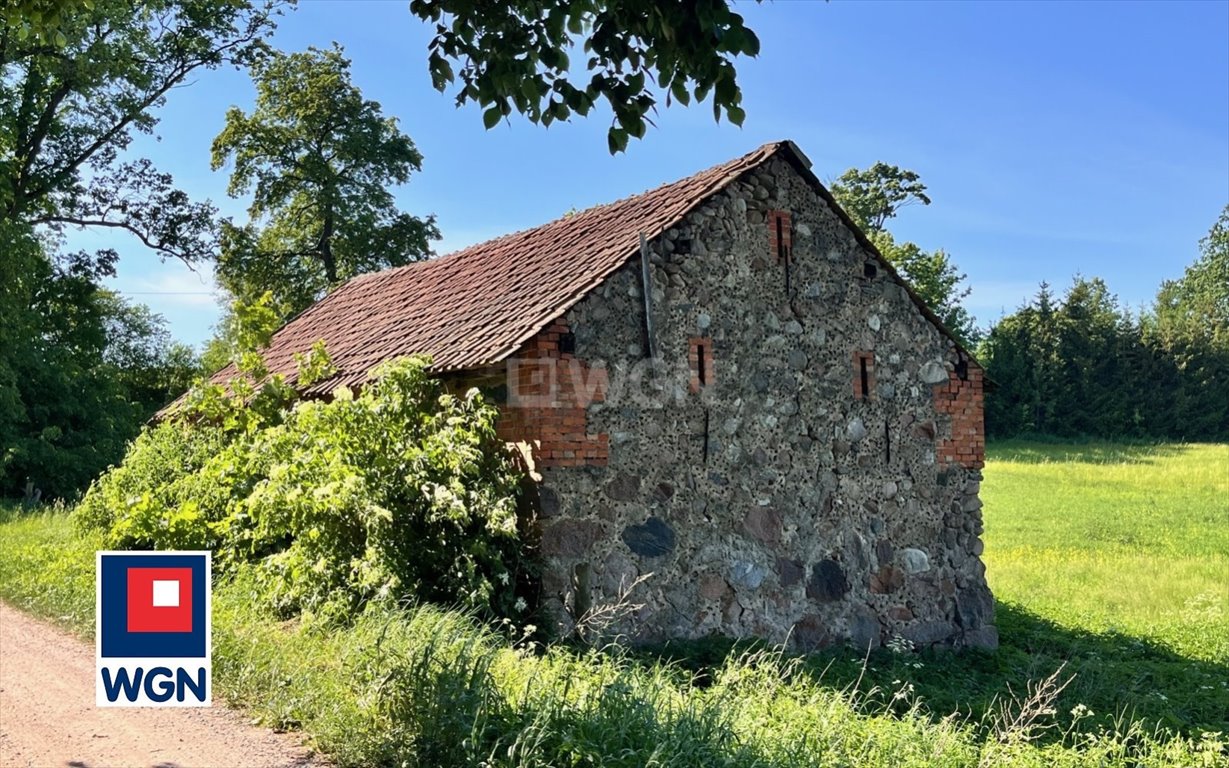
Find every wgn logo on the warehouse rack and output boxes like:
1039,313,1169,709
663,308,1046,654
96,551,211,707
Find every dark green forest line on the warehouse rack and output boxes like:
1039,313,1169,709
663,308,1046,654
979,247,1229,442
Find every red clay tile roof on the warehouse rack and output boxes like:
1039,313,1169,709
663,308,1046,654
184,140,975,406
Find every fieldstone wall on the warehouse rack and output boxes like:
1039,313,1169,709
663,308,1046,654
506,156,996,651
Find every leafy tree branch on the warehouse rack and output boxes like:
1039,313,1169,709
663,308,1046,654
410,0,762,153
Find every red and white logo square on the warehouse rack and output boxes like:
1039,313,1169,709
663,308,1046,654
126,567,193,633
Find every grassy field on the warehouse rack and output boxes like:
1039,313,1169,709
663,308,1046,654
983,441,1228,664
984,442,1228,728
1,441,1226,767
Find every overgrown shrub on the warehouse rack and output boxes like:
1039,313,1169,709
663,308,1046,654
73,419,233,540
75,354,525,623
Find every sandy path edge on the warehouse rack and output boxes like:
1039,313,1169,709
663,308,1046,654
0,600,322,768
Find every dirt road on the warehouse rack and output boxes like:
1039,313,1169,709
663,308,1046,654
0,601,320,768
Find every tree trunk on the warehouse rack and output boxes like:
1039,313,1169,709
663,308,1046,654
320,208,337,284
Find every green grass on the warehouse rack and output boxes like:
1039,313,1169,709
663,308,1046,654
982,441,1229,735
1,442,1227,767
983,441,1229,663
0,503,99,628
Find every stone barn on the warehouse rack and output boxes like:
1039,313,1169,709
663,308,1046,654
220,140,996,651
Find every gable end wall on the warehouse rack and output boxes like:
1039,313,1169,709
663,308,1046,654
469,157,994,651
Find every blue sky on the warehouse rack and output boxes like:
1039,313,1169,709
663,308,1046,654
83,0,1229,348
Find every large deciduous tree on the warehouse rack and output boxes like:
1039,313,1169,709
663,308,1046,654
409,0,762,153
877,236,976,342
211,45,439,316
0,224,198,498
0,0,279,498
830,163,977,343
1142,204,1229,437
1,0,282,263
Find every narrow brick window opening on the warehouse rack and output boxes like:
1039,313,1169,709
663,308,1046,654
859,357,870,400
559,331,576,355
767,211,792,267
689,337,715,394
884,422,892,464
955,358,969,381
863,262,877,279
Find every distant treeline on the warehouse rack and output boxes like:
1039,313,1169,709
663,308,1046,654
980,206,1229,441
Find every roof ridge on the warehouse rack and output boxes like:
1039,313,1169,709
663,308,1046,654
341,141,791,288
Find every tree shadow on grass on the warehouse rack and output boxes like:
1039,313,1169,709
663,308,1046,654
638,601,1229,742
986,440,1192,466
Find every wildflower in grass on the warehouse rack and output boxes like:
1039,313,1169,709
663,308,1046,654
886,634,914,655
